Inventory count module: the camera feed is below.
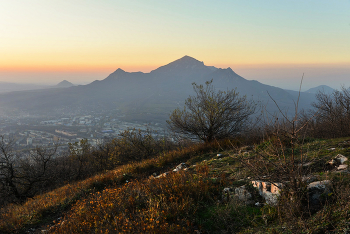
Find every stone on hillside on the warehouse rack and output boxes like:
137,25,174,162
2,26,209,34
234,185,253,204
326,154,348,170
155,171,170,179
335,154,348,164
337,164,348,170
301,161,314,167
302,175,317,183
303,162,313,167
307,180,332,207
251,180,282,206
173,163,187,172
327,159,337,166
333,170,350,174
222,185,254,204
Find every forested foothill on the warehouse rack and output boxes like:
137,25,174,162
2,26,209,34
1,85,350,233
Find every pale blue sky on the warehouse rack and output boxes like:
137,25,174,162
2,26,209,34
0,0,349,89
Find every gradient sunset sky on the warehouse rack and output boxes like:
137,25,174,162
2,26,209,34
1,1,349,90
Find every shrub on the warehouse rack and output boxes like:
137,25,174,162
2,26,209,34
107,129,178,165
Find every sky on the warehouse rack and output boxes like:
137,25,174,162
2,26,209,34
0,0,349,90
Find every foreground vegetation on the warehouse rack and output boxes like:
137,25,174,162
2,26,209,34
1,135,350,233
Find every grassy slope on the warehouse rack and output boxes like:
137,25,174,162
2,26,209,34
1,138,350,233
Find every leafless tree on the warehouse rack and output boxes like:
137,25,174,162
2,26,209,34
310,86,350,138
167,80,256,142
0,136,58,206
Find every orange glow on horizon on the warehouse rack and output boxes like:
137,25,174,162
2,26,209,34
1,61,350,74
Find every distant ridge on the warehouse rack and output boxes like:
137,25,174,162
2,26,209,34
306,85,334,94
54,80,74,88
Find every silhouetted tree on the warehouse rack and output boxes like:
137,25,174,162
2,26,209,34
0,136,58,206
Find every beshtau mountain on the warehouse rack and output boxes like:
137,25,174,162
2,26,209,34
54,80,75,88
0,56,316,122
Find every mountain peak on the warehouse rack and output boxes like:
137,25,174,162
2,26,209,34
115,68,126,73
173,55,204,66
151,55,208,74
104,68,127,80
55,80,74,88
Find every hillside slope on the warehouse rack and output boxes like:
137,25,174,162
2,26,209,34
1,137,350,233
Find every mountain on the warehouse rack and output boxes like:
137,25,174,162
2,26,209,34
54,80,74,88
306,85,334,94
0,56,316,122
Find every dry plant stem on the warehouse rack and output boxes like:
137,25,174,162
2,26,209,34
240,75,323,203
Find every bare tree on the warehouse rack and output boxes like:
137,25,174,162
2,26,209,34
0,136,58,206
167,80,256,142
310,86,350,138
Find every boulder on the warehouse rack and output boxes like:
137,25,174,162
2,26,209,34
337,164,348,170
307,180,332,208
222,185,255,204
234,185,253,204
326,154,348,171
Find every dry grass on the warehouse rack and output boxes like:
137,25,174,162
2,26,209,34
50,165,225,233
0,140,231,233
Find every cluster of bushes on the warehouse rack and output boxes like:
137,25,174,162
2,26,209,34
0,130,180,208
0,139,232,233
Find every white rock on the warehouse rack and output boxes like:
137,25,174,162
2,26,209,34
302,162,313,167
337,164,348,170
335,154,348,164
173,163,187,172
251,180,283,206
155,172,170,178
